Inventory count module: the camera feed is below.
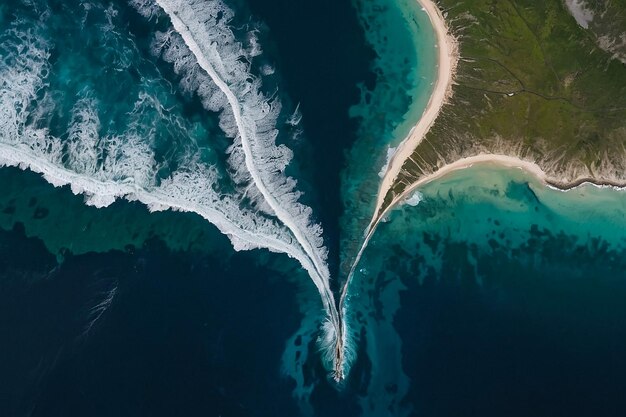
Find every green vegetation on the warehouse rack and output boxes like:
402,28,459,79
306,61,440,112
386,0,626,207
575,0,626,63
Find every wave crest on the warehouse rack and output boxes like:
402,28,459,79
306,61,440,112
0,0,346,380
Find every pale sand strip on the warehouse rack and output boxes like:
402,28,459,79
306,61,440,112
403,154,626,193
341,0,458,298
339,0,621,376
387,154,547,201
339,0,626,375
347,147,626,287
378,153,626,218
371,0,458,229
343,154,542,294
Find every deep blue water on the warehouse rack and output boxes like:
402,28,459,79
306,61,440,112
2,0,626,416
344,167,626,417
244,0,376,272
0,168,363,416
0,221,303,416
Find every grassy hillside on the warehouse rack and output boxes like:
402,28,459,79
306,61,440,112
385,0,626,208
569,0,626,63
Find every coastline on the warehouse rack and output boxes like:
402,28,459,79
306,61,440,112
370,0,458,229
387,153,626,210
344,0,626,300
341,0,457,299
344,151,626,310
385,152,626,223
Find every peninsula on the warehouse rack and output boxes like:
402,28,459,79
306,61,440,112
345,0,626,293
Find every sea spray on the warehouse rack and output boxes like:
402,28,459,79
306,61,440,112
140,0,345,377
0,0,347,380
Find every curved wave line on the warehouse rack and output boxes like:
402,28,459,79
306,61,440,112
151,0,345,377
154,0,331,290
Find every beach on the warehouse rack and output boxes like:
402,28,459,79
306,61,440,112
352,0,626,285
371,0,458,228
344,0,626,290
342,0,458,291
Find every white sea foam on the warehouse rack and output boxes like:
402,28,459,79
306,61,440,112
0,141,323,285
378,146,397,178
1,1,345,380
260,63,275,76
286,103,303,126
140,0,343,357
403,190,423,206
140,0,347,377
146,0,331,277
0,15,283,270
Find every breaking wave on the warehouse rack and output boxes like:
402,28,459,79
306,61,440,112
0,0,345,376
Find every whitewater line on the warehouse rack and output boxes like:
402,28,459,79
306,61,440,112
370,153,626,210
154,0,331,293
0,143,336,311
152,0,346,378
341,0,457,309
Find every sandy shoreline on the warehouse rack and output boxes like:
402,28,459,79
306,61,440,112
343,155,540,290
344,150,626,296
341,0,457,304
341,0,625,373
344,0,626,290
370,0,458,229
393,154,547,198
392,153,626,206
381,154,626,223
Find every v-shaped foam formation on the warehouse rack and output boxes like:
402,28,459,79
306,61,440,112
0,0,349,379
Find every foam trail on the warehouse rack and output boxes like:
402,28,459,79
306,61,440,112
80,283,118,338
0,1,348,380
0,11,302,291
142,0,346,377
149,0,330,282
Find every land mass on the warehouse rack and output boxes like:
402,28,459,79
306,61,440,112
390,0,626,200
345,0,626,284
386,0,626,214
565,0,626,64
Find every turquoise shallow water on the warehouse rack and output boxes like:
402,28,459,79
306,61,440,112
345,165,626,415
340,0,437,275
3,161,626,416
2,0,626,415
0,168,220,255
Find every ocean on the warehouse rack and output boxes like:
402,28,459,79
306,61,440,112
1,0,626,416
